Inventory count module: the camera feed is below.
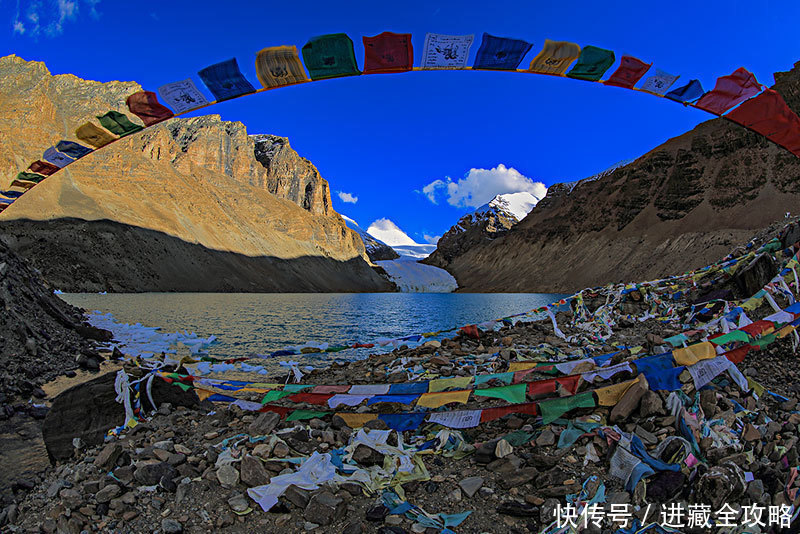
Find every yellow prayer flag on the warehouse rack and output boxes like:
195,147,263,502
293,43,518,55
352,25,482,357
747,377,765,397
196,388,215,401
595,378,638,406
528,39,580,74
427,376,473,393
672,341,717,366
238,387,272,393
508,362,538,372
335,413,378,428
255,46,310,88
416,390,471,408
75,122,117,148
778,325,796,338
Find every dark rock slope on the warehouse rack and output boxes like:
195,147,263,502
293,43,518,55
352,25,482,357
438,61,800,292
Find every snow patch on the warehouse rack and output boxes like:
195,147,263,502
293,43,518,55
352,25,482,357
474,191,541,222
377,258,457,293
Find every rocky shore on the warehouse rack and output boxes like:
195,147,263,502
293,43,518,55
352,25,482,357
3,220,800,533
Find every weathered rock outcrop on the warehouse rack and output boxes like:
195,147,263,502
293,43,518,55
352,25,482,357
435,61,800,292
0,55,391,292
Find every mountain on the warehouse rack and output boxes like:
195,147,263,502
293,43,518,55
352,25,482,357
0,55,392,292
340,215,399,261
423,191,540,270
428,61,800,293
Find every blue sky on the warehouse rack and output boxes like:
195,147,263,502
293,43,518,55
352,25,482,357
3,0,800,244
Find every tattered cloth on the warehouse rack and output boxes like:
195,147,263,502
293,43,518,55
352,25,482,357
301,33,361,80
198,58,257,102
566,45,615,81
157,79,210,114
695,67,762,115
727,89,800,156
665,79,705,103
96,111,143,137
126,91,174,126
363,32,414,74
255,46,310,88
472,33,532,70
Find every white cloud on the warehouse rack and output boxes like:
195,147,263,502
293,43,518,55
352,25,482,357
423,234,441,245
422,164,547,209
367,218,420,247
13,20,25,34
336,191,358,204
14,0,99,38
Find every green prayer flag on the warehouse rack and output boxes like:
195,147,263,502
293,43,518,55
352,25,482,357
751,332,778,348
96,110,144,137
712,330,751,345
261,390,292,403
283,384,313,393
473,383,527,404
539,392,596,425
15,171,45,183
501,429,536,446
286,409,327,421
175,382,191,392
301,33,361,80
473,372,514,386
566,45,615,81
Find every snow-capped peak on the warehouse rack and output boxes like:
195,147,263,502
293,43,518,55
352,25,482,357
475,191,541,222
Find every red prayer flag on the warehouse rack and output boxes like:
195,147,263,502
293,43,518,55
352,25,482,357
727,89,800,156
459,324,480,339
724,345,752,364
528,379,558,398
480,402,537,423
259,405,293,418
127,91,175,126
28,160,60,176
352,343,375,348
603,56,651,89
695,67,762,115
311,385,350,394
557,375,581,394
741,320,774,337
363,32,413,74
287,392,333,405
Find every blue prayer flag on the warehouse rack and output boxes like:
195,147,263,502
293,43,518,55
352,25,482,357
388,382,429,395
55,140,92,159
472,33,532,70
378,412,427,431
665,79,704,103
198,58,257,102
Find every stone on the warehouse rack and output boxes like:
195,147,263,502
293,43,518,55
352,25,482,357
638,391,665,417
610,375,649,423
161,518,183,533
95,484,121,503
304,491,344,526
498,467,538,490
94,443,123,470
272,441,290,458
742,423,761,442
240,454,270,487
42,370,199,462
228,493,250,513
366,504,390,522
216,464,239,486
699,389,717,418
352,444,384,466
495,439,513,458
535,429,556,447
284,485,312,509
458,476,484,498
249,412,280,436
59,488,83,510
497,501,538,517
134,461,176,486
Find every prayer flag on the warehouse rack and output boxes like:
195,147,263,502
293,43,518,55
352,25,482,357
480,403,537,423
428,409,481,428
301,33,361,80
665,79,704,103
459,324,480,338
472,33,532,70
28,160,60,176
261,390,292,403
388,382,429,395
595,379,638,406
379,413,427,431
335,413,377,428
473,383,527,404
604,56,651,89
10,179,37,189
420,33,474,69
42,147,74,168
327,394,370,408
286,410,327,421
710,330,751,345
539,391,595,425
528,39,580,75
55,140,92,159
367,394,420,405
728,89,800,150
288,392,333,405
126,91,174,126
528,378,557,398
96,111,143,137
724,345,751,364
695,67,762,115
473,372,514,386
416,390,471,408
427,376,473,392
639,69,679,95
158,79,210,114
672,341,716,366
198,58,257,102
363,32,413,74
566,45,615,81
311,385,350,394
15,172,45,183
255,46,310,88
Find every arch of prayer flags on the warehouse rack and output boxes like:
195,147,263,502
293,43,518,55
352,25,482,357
5,29,800,215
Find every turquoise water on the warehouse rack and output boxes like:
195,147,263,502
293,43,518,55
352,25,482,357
61,293,565,362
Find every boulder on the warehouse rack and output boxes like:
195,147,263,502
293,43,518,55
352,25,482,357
732,253,777,298
610,375,649,423
304,491,344,526
42,370,200,462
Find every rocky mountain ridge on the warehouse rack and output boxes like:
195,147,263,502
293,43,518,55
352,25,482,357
431,61,800,292
0,55,391,292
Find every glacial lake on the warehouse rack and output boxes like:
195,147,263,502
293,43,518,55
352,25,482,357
60,293,566,364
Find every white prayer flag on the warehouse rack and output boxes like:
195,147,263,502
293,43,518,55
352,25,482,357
348,384,390,396
687,356,731,390
420,33,474,69
157,79,210,114
427,409,481,428
639,69,679,95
